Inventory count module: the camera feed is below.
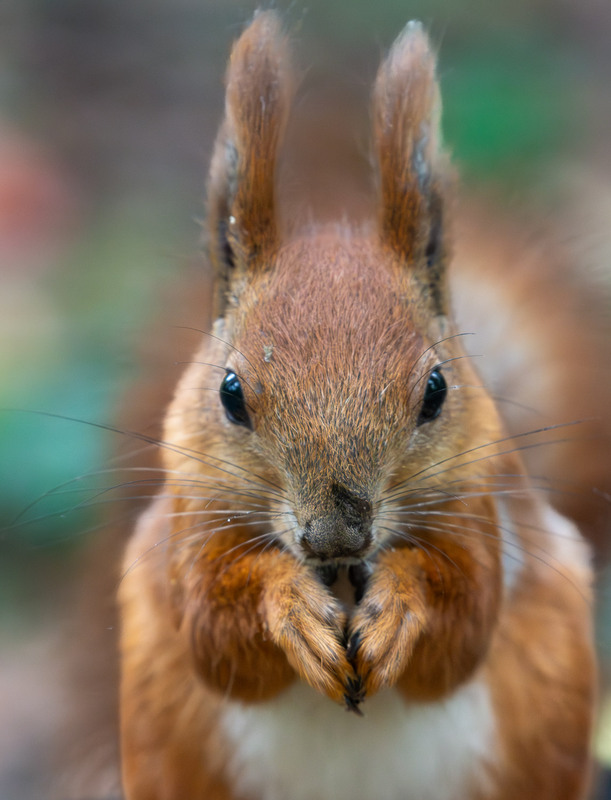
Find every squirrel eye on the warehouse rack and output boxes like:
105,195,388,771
219,371,251,428
417,368,447,425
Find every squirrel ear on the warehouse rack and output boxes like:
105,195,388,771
373,22,449,315
207,11,293,313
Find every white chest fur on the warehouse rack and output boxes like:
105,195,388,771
219,678,496,800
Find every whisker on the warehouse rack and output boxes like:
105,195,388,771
246,535,289,586
445,383,544,416
377,523,467,584
394,420,587,487
10,409,287,498
173,326,262,383
209,530,290,589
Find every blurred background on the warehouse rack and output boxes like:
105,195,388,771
0,0,610,797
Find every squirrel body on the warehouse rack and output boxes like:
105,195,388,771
119,14,598,799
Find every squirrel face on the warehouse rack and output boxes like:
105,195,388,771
216,234,470,564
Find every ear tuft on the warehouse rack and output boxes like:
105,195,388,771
373,22,449,314
207,11,293,313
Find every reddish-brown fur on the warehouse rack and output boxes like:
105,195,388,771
119,12,599,799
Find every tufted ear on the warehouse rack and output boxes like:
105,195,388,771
373,22,450,315
207,11,293,314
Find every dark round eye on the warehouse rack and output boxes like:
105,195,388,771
417,369,447,425
219,371,251,428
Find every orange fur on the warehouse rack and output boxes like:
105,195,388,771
119,13,598,799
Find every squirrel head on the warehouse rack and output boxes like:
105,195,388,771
167,13,501,565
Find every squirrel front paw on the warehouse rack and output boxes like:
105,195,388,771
262,564,358,708
346,558,425,700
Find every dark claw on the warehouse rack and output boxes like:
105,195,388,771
346,631,362,664
346,674,365,701
316,563,339,587
348,561,373,603
344,692,364,716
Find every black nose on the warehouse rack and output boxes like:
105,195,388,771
300,484,373,561
301,515,373,560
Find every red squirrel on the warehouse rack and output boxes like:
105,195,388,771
119,13,598,799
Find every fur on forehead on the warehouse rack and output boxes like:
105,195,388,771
225,228,443,373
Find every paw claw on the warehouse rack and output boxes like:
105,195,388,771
343,691,364,716
316,563,339,587
348,561,373,603
346,674,366,703
346,630,362,664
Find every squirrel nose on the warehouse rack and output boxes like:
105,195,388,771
301,515,373,560
300,484,373,561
